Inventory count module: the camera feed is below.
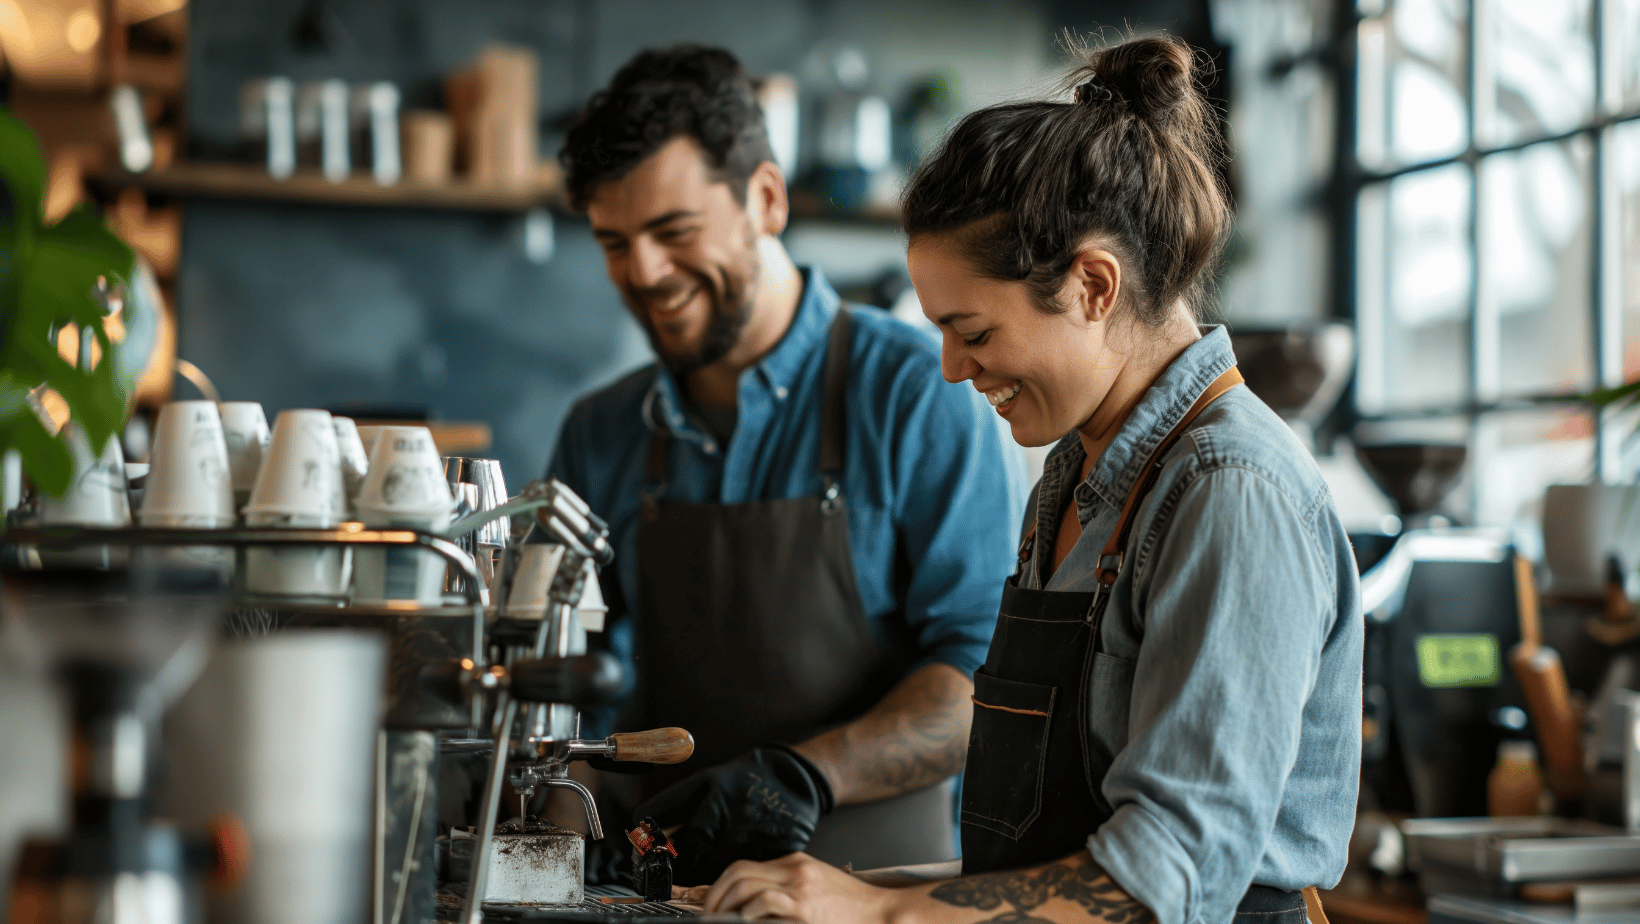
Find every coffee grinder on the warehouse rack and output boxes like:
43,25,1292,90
1351,423,1529,818
3,566,236,924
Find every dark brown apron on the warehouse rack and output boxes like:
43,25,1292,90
960,367,1321,923
633,308,956,871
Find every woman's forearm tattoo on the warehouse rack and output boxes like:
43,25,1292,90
929,862,1156,924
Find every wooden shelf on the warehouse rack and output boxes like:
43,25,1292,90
95,162,563,213
98,163,906,225
788,189,902,228
354,421,492,456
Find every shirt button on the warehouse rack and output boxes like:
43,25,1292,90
703,440,718,454
774,385,788,400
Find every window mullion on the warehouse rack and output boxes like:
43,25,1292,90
1596,124,1624,480
1465,0,1488,523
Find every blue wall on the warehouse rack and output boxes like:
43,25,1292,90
177,0,1203,490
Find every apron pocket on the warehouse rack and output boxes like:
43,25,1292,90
960,671,1056,839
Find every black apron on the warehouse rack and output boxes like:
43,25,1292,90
959,368,1315,924
632,308,956,871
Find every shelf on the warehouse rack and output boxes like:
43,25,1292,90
788,190,902,228
95,162,564,213
354,421,492,456
98,163,906,225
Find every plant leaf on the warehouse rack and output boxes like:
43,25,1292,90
1581,381,1640,408
23,208,132,327
0,107,44,237
0,406,73,497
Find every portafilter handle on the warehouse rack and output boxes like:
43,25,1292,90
562,727,695,765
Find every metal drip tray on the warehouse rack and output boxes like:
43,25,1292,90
482,897,698,919
439,886,773,922
1403,817,1640,882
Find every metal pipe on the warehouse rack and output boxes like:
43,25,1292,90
463,692,516,924
10,523,490,671
543,777,603,840
10,524,484,602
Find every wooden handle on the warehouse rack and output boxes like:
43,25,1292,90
1510,643,1584,800
611,727,695,765
1514,553,1541,650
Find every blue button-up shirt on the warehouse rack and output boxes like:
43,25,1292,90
1018,328,1362,924
546,268,1027,733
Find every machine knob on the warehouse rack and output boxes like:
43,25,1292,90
508,652,623,708
610,727,695,764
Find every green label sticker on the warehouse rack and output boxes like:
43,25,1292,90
1416,634,1501,688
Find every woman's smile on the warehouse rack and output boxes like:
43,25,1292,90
985,381,1022,408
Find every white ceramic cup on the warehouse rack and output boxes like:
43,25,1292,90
352,427,452,604
351,506,451,604
245,410,345,524
331,417,369,513
39,424,131,527
500,544,606,632
140,400,235,528
243,523,351,597
355,426,449,515
38,424,130,569
219,401,270,511
243,410,348,597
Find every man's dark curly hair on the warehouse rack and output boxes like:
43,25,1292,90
560,45,775,212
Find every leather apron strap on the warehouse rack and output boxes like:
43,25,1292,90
1091,366,1244,593
1303,886,1329,924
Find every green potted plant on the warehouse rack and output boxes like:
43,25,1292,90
0,105,137,500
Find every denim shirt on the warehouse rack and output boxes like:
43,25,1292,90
546,267,1028,733
1017,327,1362,924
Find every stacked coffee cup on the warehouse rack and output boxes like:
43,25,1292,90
332,417,370,514
37,424,132,568
219,401,271,514
242,409,350,598
138,401,236,571
351,426,454,605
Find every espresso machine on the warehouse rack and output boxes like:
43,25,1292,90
7,474,699,924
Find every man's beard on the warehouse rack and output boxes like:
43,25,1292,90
627,252,759,378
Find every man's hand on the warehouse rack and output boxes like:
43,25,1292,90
634,744,833,885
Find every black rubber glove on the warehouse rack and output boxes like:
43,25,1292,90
632,744,834,886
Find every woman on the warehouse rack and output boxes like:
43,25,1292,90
695,35,1362,924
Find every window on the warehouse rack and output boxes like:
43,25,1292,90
1351,0,1640,524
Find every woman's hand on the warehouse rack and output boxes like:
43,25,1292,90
700,853,903,922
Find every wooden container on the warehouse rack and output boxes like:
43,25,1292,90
400,110,454,185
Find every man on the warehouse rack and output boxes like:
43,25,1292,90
547,45,1024,884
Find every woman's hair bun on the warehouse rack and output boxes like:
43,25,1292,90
903,32,1230,325
1073,36,1202,127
